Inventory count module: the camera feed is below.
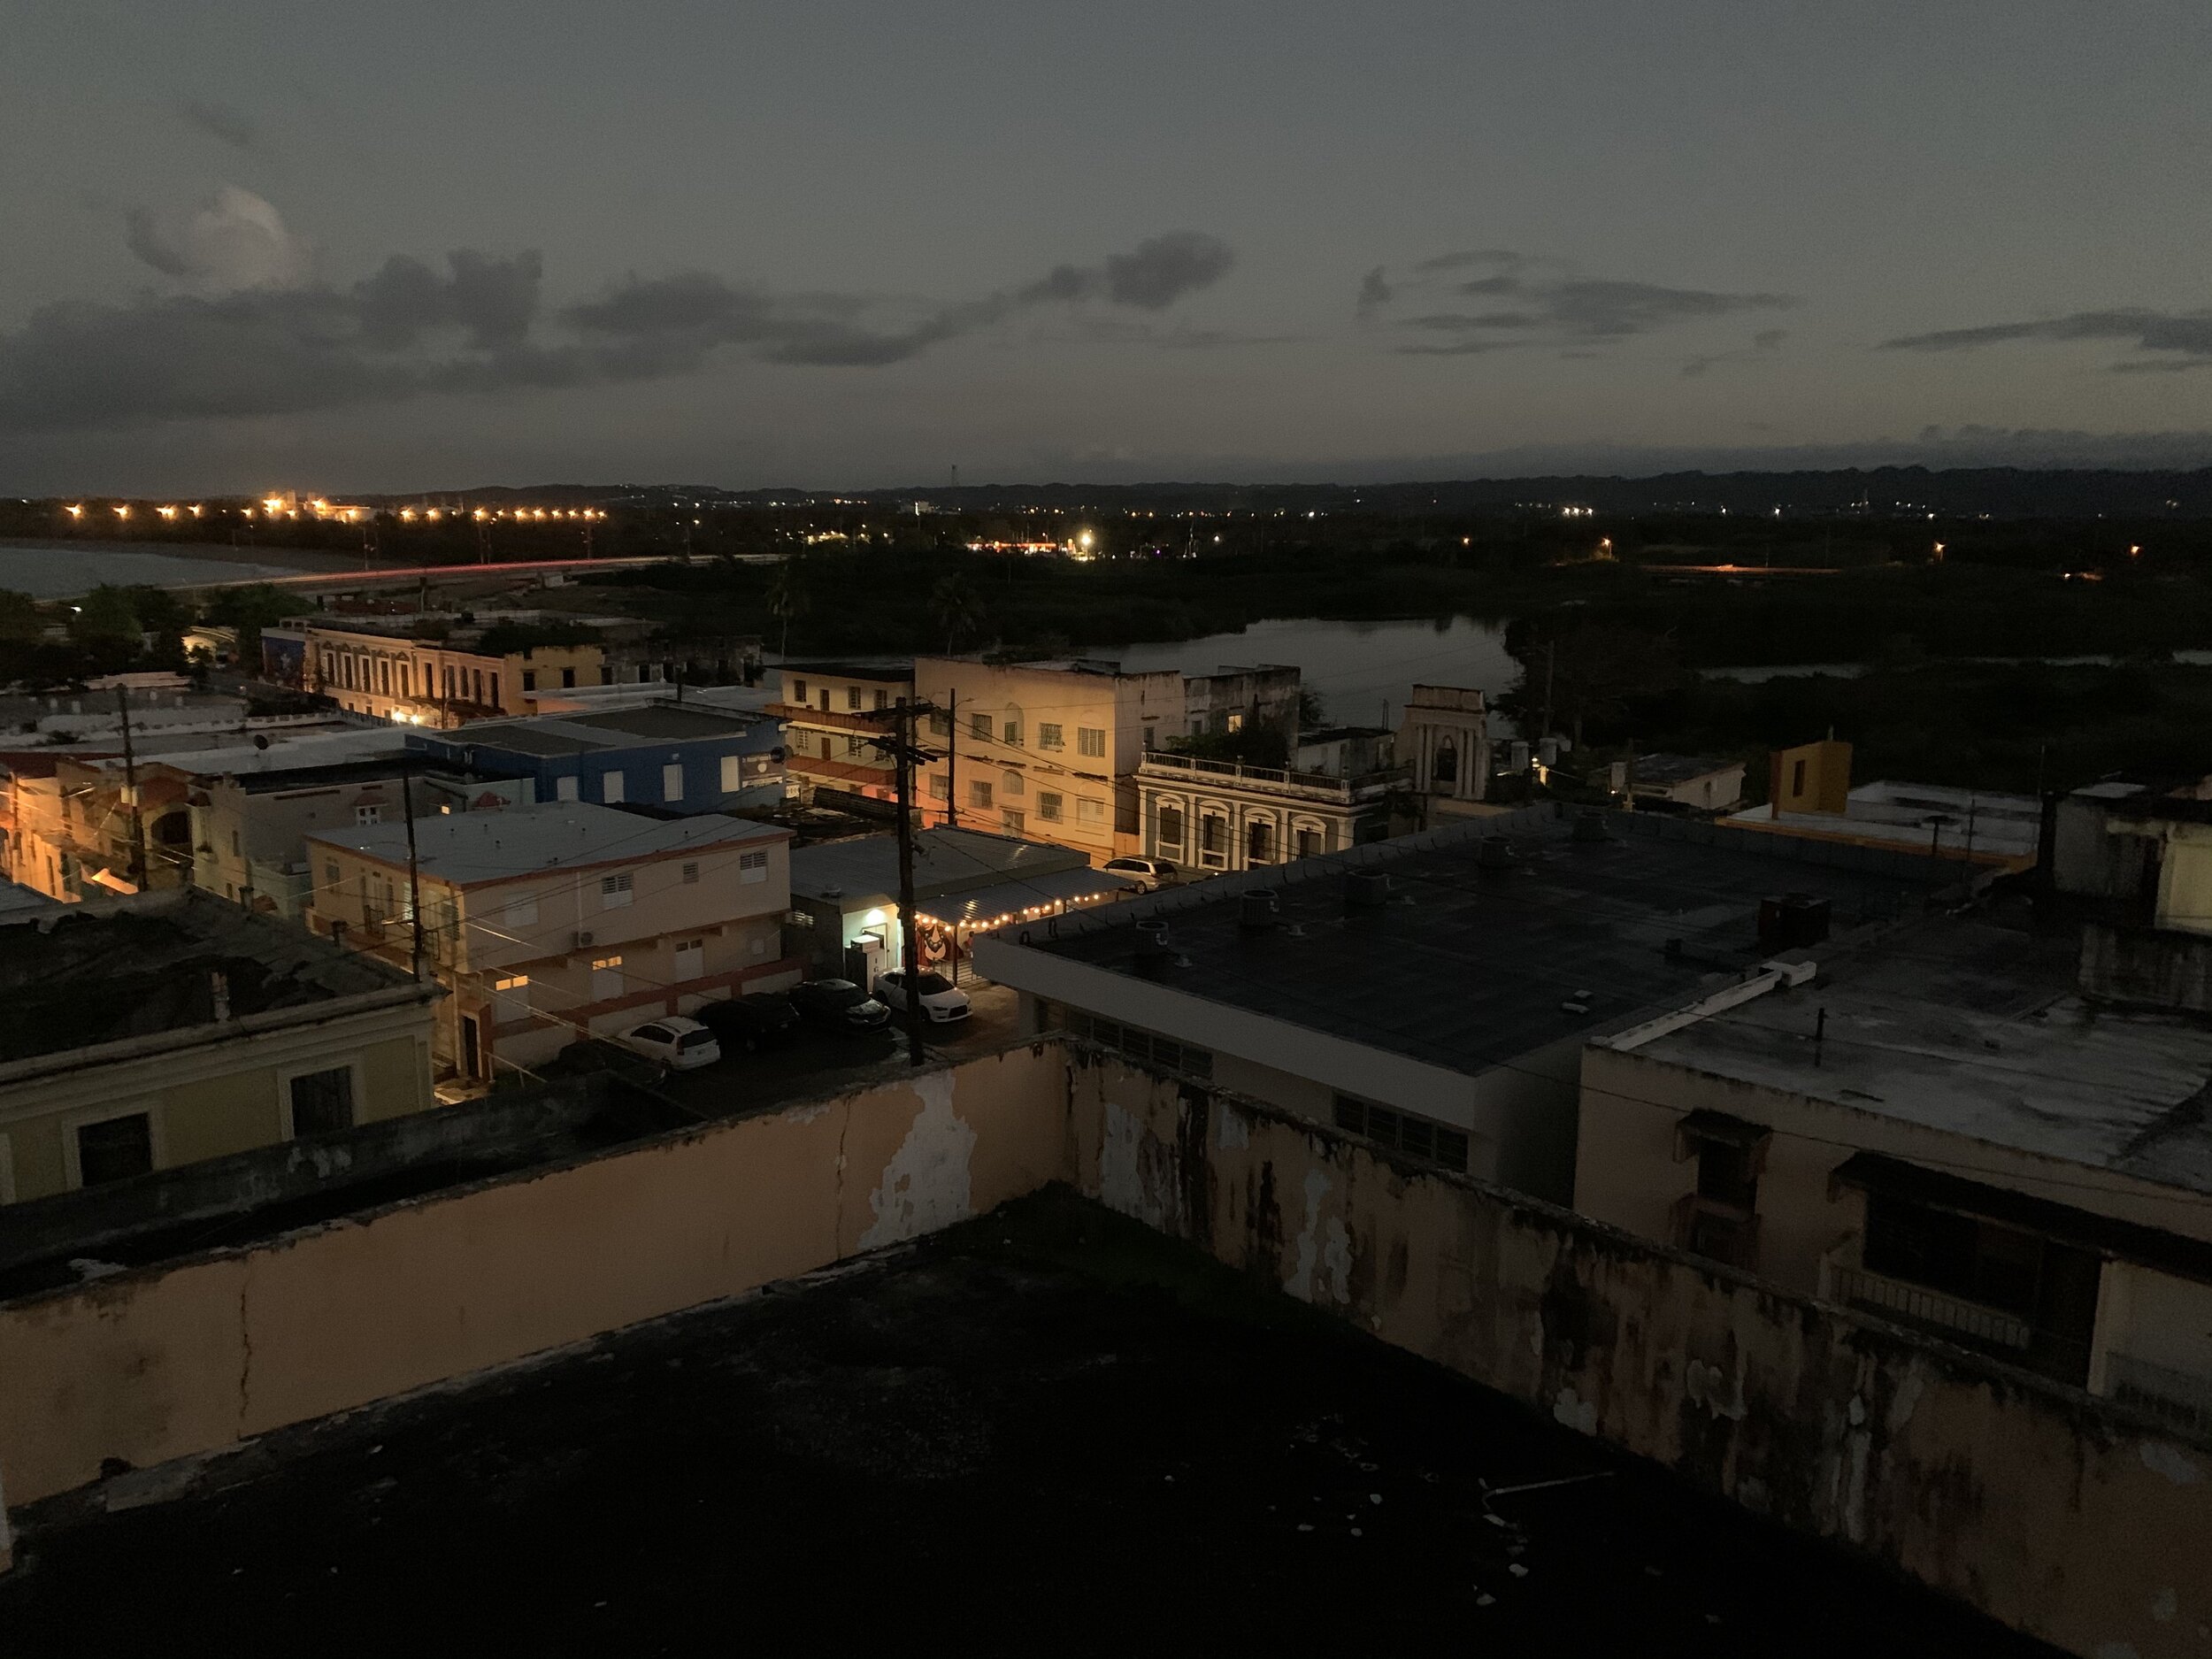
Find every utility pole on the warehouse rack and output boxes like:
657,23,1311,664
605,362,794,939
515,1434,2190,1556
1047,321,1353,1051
1539,638,1557,743
944,686,957,829
115,686,149,891
872,700,942,1068
402,769,426,980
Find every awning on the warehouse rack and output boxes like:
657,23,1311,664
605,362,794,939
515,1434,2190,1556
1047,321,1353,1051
1830,1151,2212,1283
916,867,1141,931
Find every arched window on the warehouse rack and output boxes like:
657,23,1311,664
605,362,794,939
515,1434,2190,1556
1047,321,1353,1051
1248,818,1273,864
1432,737,1458,787
1002,769,1025,798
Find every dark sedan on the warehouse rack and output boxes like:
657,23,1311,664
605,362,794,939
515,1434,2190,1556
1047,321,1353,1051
788,978,895,1034
695,993,802,1051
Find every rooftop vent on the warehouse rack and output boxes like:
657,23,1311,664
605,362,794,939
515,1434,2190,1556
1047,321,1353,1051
1757,893,1831,951
1571,809,1609,843
1346,870,1394,909
1478,836,1515,871
1240,888,1281,931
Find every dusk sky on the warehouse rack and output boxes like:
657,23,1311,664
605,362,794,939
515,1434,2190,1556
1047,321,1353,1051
5,0,2211,494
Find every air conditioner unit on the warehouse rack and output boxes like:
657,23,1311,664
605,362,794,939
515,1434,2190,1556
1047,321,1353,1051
572,930,594,949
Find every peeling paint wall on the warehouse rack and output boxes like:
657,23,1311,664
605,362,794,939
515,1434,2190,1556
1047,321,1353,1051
0,1042,1069,1510
1067,1049,2212,1659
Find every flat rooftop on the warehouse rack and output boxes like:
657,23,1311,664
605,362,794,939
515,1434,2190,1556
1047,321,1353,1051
1635,752,1740,786
790,826,1093,908
0,890,414,1065
0,1191,2043,1658
778,660,913,681
438,704,772,757
1633,901,2212,1198
1019,808,1948,1076
309,803,784,884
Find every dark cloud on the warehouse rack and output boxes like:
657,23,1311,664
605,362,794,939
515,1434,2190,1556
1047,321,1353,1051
179,98,257,150
0,227,1238,431
1879,308,2212,369
1364,250,1794,356
1681,327,1789,379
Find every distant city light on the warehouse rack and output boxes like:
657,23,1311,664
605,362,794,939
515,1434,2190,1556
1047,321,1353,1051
112,504,130,518
64,503,82,519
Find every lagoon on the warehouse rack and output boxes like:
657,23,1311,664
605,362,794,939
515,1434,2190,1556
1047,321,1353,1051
0,543,314,599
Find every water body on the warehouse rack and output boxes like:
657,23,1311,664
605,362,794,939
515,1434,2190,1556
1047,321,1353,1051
0,544,315,599
1706,651,2212,683
1102,616,1518,728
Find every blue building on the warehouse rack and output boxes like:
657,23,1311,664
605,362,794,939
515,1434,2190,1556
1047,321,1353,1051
407,703,787,815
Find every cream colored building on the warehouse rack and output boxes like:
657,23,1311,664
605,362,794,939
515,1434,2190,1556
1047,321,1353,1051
1576,912,2212,1425
306,803,798,1086
1134,749,1402,872
0,889,437,1203
305,619,604,729
912,656,1183,864
1396,685,1494,824
768,662,912,805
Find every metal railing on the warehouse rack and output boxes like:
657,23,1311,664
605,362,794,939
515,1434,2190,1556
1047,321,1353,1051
1141,751,1409,800
2108,1352,2212,1438
1826,1264,2034,1351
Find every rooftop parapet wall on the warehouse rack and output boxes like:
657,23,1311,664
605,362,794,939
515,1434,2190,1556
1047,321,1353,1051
1067,1050,2212,1659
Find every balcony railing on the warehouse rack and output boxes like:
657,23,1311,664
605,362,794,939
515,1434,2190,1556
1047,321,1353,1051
2108,1352,2212,1438
1141,751,1409,803
1824,1263,2034,1352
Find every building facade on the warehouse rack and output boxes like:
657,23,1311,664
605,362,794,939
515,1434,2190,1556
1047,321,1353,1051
1181,664,1302,744
306,804,798,1085
1135,749,1403,873
0,889,438,1203
912,657,1184,864
1396,685,1494,823
304,618,605,729
767,663,913,806
408,703,787,817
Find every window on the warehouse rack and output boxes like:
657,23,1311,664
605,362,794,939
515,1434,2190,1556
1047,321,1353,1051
591,955,624,999
561,667,577,689
663,763,684,803
971,780,994,808
325,862,341,891
1038,792,1064,822
929,773,950,800
1333,1095,1469,1172
522,670,537,692
1295,827,1322,858
1038,723,1064,749
1002,769,1025,798
1077,797,1105,825
681,861,700,884
77,1111,154,1187
474,669,487,706
847,686,863,710
1157,804,1184,846
720,755,743,792
1002,718,1022,746
1248,819,1273,864
972,712,992,741
875,689,890,710
929,710,950,737
504,895,538,928
1077,727,1107,757
1696,1141,1759,1211
1791,758,1807,796
601,872,634,908
739,849,769,883
1226,712,1245,734
818,689,831,710
1002,808,1026,834
1056,1010,1213,1079
230,828,242,856
1432,739,1457,786
288,1066,356,1137
792,679,808,703
847,734,864,757
556,775,580,802
602,771,626,803
601,667,616,686
1201,815,1225,856
674,939,704,979
492,972,530,1003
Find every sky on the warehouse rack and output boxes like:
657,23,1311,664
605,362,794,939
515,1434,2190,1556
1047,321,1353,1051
4,0,2211,494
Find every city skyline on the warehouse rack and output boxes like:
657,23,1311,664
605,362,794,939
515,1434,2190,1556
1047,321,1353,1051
5,1,2211,493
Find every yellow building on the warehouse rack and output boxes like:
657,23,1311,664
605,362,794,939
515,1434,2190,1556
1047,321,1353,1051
0,889,438,1203
911,656,1184,864
304,619,605,729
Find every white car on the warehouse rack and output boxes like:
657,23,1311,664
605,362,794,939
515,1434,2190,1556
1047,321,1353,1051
618,1016,722,1071
1102,855,1180,892
874,969,972,1024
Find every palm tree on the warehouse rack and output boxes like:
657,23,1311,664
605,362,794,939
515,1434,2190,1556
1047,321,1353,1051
931,573,986,655
766,562,810,657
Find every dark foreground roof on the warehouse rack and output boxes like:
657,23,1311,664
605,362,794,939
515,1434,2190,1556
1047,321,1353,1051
1016,805,1951,1075
0,1191,2041,1658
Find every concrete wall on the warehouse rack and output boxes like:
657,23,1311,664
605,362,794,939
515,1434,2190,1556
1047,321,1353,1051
1070,1052,2212,1659
0,1042,1069,1511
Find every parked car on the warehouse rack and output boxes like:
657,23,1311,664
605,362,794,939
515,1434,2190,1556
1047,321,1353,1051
874,969,972,1025
617,1016,722,1071
788,977,894,1034
696,993,801,1051
1102,855,1180,892
544,1037,663,1086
